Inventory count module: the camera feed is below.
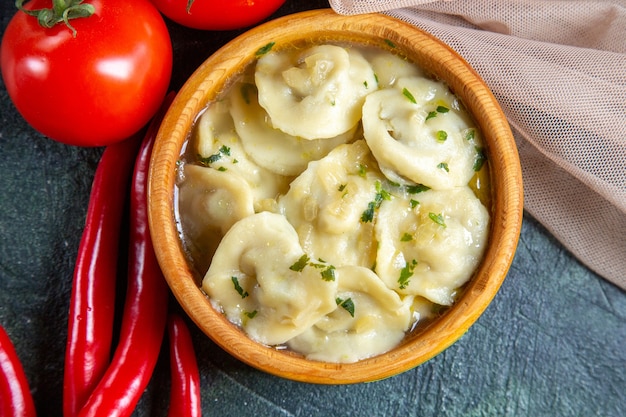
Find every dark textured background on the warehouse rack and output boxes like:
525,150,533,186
1,1,625,416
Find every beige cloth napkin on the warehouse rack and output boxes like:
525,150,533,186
330,0,626,290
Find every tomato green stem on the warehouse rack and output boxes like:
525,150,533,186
16,0,94,37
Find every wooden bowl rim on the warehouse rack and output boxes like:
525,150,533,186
148,9,523,384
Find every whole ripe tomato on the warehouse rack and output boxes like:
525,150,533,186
0,0,173,147
151,0,287,31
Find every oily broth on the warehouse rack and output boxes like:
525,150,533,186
174,41,492,361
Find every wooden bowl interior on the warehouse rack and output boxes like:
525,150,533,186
148,9,523,384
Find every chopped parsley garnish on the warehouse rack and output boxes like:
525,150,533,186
198,152,221,165
376,180,392,201
374,73,379,85
405,183,430,194
198,145,231,167
401,232,413,242
398,259,417,289
410,199,419,208
255,41,275,56
437,162,449,172
336,297,355,317
217,166,227,172
436,130,448,142
363,80,369,88
465,128,476,141
320,265,336,282
429,212,446,228
384,39,396,48
360,181,392,223
338,184,346,192
289,254,310,272
357,164,367,177
426,105,450,121
361,201,377,223
240,83,255,104
402,87,417,104
244,310,257,319
473,147,486,171
290,255,336,281
231,276,248,298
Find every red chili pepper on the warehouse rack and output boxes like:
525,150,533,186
0,325,37,417
63,135,142,417
77,93,174,417
166,313,201,417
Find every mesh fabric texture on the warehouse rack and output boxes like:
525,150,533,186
330,0,626,289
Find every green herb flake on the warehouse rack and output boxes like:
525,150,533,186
198,152,221,166
217,166,227,172
244,310,258,319
240,83,255,105
429,212,446,228
473,147,487,171
400,232,413,242
338,184,346,192
410,199,419,208
255,41,275,57
375,181,392,201
361,181,391,223
219,145,231,156
374,73,379,85
405,183,431,194
465,129,476,141
321,265,336,281
231,276,248,298
425,111,438,121
363,80,368,88
336,297,355,317
384,39,396,48
198,145,231,167
289,254,310,272
402,87,417,104
360,201,376,223
398,259,417,289
436,130,448,142
357,164,367,177
436,105,450,113
437,162,449,172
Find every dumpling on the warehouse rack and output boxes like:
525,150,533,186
374,186,490,305
255,44,378,139
287,266,413,363
362,76,482,190
202,212,338,346
177,164,255,273
194,101,291,203
364,49,424,88
278,140,384,269
229,80,354,176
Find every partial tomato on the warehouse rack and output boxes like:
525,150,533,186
0,0,173,147
151,0,286,31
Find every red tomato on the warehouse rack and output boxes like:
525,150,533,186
151,0,286,31
0,0,173,147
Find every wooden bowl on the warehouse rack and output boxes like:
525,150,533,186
148,9,523,383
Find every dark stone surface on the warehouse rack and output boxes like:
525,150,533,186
1,1,624,416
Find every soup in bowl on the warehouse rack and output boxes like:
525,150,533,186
148,9,523,383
